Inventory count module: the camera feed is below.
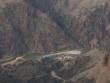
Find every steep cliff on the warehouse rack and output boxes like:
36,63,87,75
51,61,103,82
26,0,110,49
0,1,80,56
0,0,110,56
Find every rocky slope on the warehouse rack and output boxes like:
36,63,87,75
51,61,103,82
0,0,110,56
26,0,110,49
0,49,110,83
0,0,110,83
0,0,80,56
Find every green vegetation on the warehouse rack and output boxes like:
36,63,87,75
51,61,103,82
0,52,44,63
99,43,110,53
0,53,15,63
107,80,110,83
24,52,44,60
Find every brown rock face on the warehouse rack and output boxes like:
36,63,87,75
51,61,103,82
1,0,110,55
1,0,110,83
0,1,80,56
3,0,110,55
26,0,110,49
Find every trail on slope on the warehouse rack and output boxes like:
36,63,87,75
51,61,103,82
1,56,25,67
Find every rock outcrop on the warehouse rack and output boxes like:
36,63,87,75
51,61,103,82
0,49,109,83
1,0,110,56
